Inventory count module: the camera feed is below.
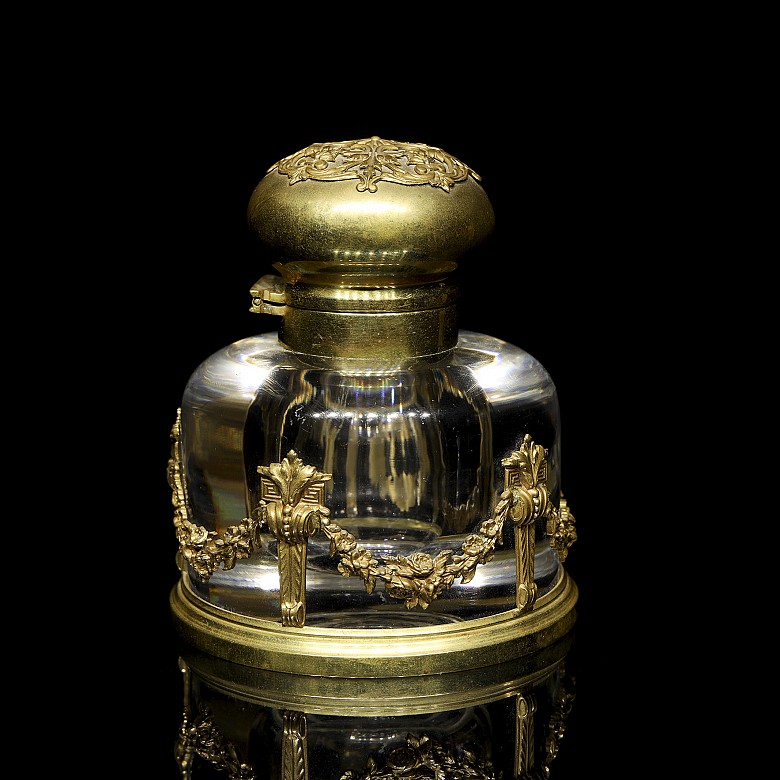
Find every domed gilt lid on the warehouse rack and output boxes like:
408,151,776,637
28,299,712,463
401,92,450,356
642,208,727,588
247,136,495,288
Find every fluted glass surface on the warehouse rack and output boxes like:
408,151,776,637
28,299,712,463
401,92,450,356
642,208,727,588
179,329,562,625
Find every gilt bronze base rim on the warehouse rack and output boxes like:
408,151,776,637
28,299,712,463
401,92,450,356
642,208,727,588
170,572,578,679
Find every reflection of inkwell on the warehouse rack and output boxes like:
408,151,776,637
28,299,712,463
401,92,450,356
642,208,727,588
166,137,579,777
175,632,576,779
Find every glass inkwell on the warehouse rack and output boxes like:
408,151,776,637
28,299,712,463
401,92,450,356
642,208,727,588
167,136,578,679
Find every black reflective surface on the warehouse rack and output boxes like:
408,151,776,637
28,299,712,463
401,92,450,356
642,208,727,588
171,631,577,779
92,96,668,778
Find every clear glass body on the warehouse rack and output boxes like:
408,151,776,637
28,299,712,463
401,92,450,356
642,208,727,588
179,329,562,626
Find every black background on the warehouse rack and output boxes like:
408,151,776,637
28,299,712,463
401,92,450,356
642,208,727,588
83,44,684,777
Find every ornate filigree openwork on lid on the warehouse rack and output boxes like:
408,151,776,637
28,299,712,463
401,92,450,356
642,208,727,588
272,136,480,193
247,136,495,286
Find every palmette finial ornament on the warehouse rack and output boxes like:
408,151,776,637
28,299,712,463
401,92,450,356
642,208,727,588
169,137,578,677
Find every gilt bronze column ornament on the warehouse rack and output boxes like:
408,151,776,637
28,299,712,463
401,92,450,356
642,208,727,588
281,712,308,780
257,452,332,627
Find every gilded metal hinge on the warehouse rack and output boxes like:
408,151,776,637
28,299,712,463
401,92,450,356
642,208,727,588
249,273,286,316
